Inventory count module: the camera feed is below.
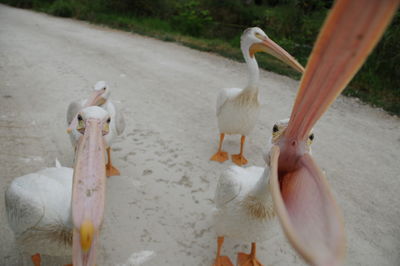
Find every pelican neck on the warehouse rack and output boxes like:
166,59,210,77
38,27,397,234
249,167,270,202
242,46,260,90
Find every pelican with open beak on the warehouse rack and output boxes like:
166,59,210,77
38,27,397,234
211,27,304,166
213,118,315,266
269,0,399,265
71,106,110,266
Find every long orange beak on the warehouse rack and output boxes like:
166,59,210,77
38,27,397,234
269,0,398,265
67,90,105,133
250,37,305,73
72,117,107,266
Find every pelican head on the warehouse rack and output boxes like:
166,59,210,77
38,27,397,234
66,81,111,134
241,27,304,73
265,118,314,165
87,81,110,107
271,118,314,152
72,106,110,266
75,106,111,136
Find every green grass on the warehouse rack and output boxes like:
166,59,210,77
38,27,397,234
1,0,398,116
88,15,304,80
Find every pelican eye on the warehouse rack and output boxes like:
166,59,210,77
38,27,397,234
107,118,111,123
103,87,106,91
272,125,279,133
309,133,314,141
77,114,83,121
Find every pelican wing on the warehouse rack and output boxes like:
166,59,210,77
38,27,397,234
5,168,73,237
215,166,243,207
216,88,242,116
114,105,125,136
67,101,82,125
5,175,44,235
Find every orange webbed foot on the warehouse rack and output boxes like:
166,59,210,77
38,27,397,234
106,164,120,177
231,154,248,166
237,252,263,266
210,151,229,163
213,255,234,266
31,253,41,266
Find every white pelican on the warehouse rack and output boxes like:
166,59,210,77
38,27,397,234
6,106,112,266
71,106,110,266
210,27,304,166
5,160,73,266
213,0,398,265
67,81,125,176
213,119,314,266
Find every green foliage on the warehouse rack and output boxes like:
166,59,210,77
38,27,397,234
0,0,53,8
4,0,34,7
1,0,399,115
264,4,302,37
102,0,175,18
171,1,213,37
347,12,400,114
49,0,74,17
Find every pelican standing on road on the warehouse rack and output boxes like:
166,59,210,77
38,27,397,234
210,27,304,166
213,0,398,265
5,160,73,266
6,106,112,266
213,120,314,266
67,81,125,176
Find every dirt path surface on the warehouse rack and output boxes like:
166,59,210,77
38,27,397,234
1,4,399,266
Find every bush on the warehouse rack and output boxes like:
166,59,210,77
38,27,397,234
104,0,174,18
5,0,34,7
1,0,54,8
171,1,213,37
49,0,74,17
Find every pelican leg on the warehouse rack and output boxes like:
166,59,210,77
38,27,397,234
210,133,229,163
231,135,248,166
213,236,233,266
237,243,263,266
106,147,120,177
31,253,41,266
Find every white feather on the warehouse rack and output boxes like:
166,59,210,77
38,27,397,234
216,87,260,136
214,165,277,243
5,165,74,256
55,158,61,168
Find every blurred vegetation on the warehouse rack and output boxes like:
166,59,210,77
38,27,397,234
1,0,399,115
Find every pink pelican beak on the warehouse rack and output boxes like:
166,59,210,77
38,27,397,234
67,89,106,134
250,36,305,73
71,106,110,266
269,0,399,265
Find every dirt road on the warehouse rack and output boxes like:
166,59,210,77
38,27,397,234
0,4,399,266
